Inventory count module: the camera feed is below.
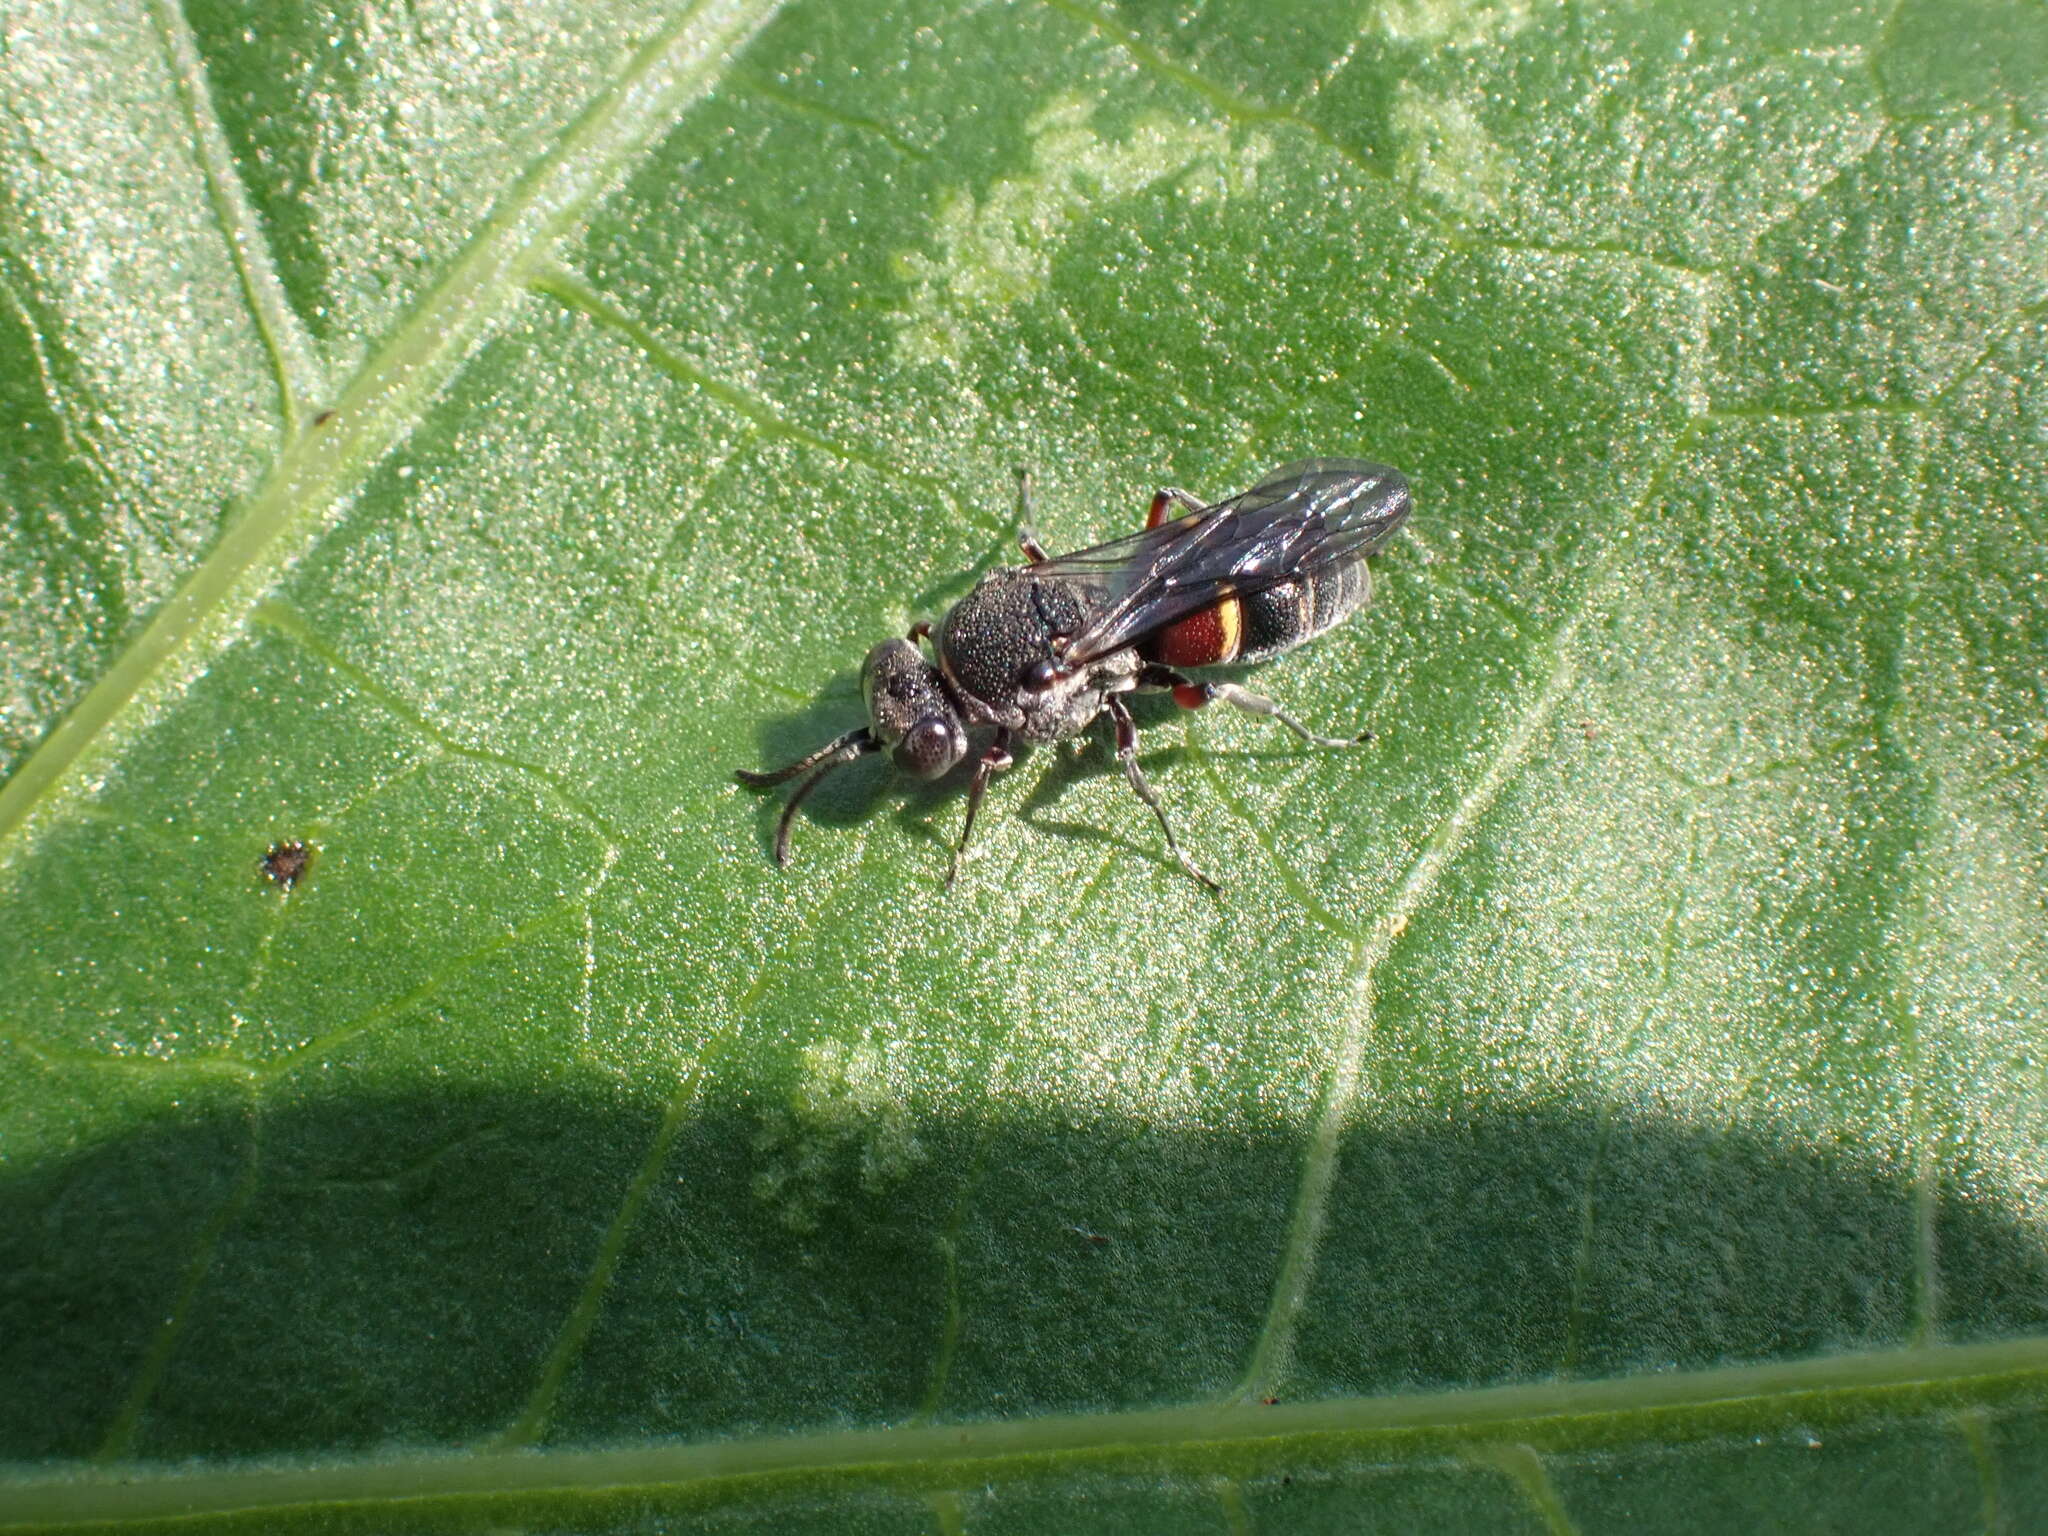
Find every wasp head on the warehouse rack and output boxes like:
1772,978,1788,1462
862,638,968,779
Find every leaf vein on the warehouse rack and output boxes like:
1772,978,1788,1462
264,890,598,1075
1190,737,1358,940
1237,578,1589,1400
1473,1442,1582,1536
497,837,884,1446
92,1077,264,1462
10,1339,2045,1528
0,0,787,872
532,268,993,536
146,0,323,438
1236,405,1725,1398
251,600,627,848
1039,0,1389,183
1459,235,1729,287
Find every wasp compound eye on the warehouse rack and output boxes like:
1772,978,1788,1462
1021,658,1061,693
896,716,966,779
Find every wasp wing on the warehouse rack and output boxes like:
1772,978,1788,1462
1037,458,1411,667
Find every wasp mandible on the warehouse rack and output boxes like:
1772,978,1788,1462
737,458,1412,889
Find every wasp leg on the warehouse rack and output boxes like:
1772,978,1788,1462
907,620,933,643
1210,682,1372,747
946,729,1014,887
1145,485,1209,529
1137,666,1369,749
1106,697,1220,892
735,729,881,865
1014,468,1050,564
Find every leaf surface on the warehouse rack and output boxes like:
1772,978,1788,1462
3,0,2046,1529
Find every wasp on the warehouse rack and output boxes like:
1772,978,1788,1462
737,458,1412,888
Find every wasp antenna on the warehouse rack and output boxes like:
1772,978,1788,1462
736,727,876,789
771,736,879,864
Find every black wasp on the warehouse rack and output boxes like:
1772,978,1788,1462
738,458,1411,889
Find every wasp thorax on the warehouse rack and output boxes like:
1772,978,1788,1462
861,638,967,779
937,568,1140,742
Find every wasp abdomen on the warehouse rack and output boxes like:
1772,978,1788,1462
1144,592,1245,668
1142,559,1370,670
1243,560,1371,662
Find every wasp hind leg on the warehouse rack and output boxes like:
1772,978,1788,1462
1106,697,1220,893
1013,469,1050,564
1140,665,1370,749
1145,486,1208,529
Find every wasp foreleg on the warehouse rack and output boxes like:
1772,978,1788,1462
1106,697,1219,892
946,729,1015,887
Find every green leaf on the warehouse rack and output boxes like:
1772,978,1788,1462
3,0,2045,1529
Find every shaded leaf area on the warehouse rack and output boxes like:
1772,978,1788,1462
4,1073,2048,1520
2,0,2047,1528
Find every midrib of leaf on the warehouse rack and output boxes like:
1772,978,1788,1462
0,0,787,871
4,1339,2043,1529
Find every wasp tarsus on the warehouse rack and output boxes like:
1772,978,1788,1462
737,458,1412,887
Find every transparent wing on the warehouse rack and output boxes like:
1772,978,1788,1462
1038,459,1411,666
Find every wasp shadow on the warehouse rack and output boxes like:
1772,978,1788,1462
741,666,865,774
906,563,985,617
1002,691,1352,877
998,725,1200,877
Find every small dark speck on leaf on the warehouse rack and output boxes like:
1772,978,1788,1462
262,840,311,892
313,410,337,427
